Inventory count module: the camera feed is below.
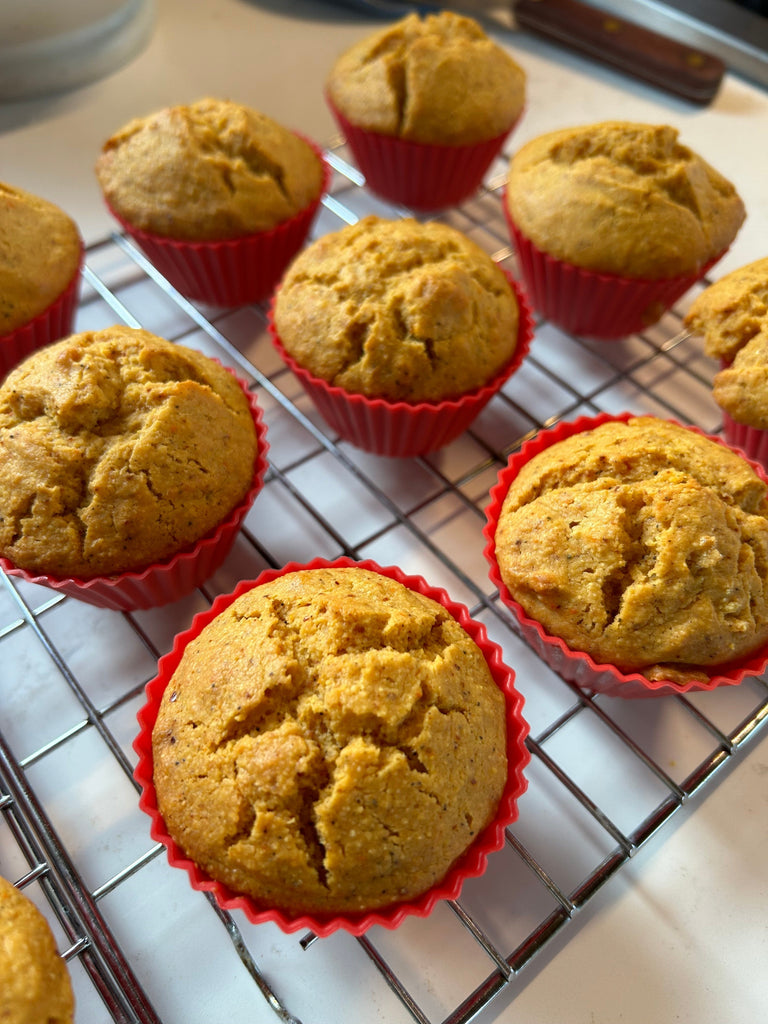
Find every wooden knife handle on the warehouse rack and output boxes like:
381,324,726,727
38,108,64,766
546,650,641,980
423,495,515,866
513,0,725,104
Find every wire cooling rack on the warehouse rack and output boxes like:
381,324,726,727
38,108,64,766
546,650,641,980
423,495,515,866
1,136,767,1024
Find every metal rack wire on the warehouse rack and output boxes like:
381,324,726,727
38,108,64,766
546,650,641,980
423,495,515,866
1,137,767,1024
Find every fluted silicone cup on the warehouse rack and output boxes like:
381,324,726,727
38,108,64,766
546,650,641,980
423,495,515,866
268,276,535,457
483,410,768,698
105,138,330,307
0,368,269,611
133,556,530,937
504,202,725,340
328,95,522,211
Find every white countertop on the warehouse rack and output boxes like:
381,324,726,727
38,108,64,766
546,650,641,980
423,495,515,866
1,2,767,1022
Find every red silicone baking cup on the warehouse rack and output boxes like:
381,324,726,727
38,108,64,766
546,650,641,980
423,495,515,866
268,275,535,457
503,202,724,340
105,138,330,308
483,410,768,698
0,242,83,379
133,556,530,937
0,369,269,612
721,411,768,471
328,95,520,210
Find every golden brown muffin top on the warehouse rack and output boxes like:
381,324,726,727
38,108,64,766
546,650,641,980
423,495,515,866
273,215,520,402
684,255,768,361
0,182,81,335
495,417,768,680
326,12,526,145
0,326,257,578
153,566,508,915
711,326,768,429
0,876,75,1024
95,97,324,240
506,122,745,279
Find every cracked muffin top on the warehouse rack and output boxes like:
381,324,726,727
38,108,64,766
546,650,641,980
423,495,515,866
505,121,745,279
94,97,324,240
152,566,508,915
0,182,81,335
494,417,768,683
272,215,520,402
0,875,74,1024
684,257,768,429
325,11,526,146
0,325,257,578
684,256,768,362
710,325,768,429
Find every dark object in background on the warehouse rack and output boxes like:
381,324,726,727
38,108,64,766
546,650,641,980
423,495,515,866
325,0,768,92
324,0,726,103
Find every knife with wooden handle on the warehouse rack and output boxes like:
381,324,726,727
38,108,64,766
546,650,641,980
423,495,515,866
510,0,725,104
328,1,727,105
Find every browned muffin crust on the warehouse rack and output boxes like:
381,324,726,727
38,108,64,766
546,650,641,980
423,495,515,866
0,326,257,577
494,417,768,680
273,216,520,402
0,182,81,335
506,122,745,279
95,98,324,240
711,326,768,428
153,567,508,915
684,256,768,362
0,876,75,1024
683,257,768,429
326,12,525,145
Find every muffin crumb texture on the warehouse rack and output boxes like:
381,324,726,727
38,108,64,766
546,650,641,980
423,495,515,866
685,256,768,361
0,181,81,335
0,876,75,1024
712,327,768,429
685,257,768,429
326,12,525,145
495,417,768,680
0,326,257,578
153,567,508,915
274,216,520,402
95,97,324,239
506,122,745,278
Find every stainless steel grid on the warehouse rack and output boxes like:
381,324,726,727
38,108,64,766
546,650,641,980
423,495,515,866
1,136,767,1024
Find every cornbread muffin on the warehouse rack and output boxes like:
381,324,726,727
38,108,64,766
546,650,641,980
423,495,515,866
0,325,257,578
152,566,508,915
683,258,768,438
326,12,526,146
709,326,768,429
494,417,768,682
0,876,74,1024
684,256,768,362
506,122,745,280
94,97,324,240
0,182,81,335
273,216,520,402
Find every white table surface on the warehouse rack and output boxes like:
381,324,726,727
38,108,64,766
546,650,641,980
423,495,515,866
1,2,767,1022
